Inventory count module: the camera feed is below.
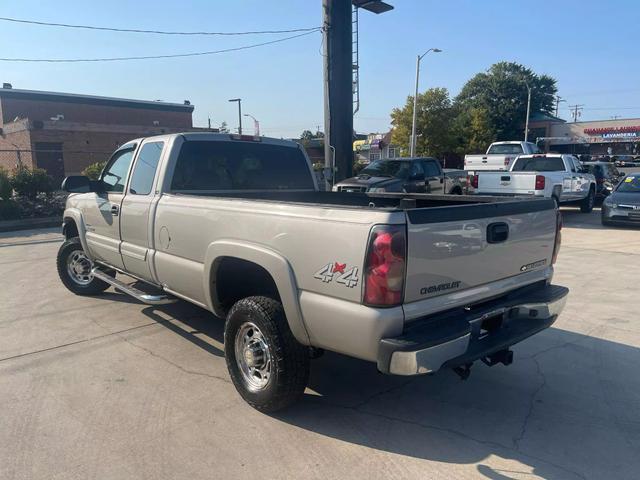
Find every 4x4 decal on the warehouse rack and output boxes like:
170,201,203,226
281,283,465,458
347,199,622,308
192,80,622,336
314,262,359,288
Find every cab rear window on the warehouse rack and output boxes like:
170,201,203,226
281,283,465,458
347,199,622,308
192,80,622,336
512,157,565,172
171,141,314,191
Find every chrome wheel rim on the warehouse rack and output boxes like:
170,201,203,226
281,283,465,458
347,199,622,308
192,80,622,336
234,321,272,392
66,249,93,285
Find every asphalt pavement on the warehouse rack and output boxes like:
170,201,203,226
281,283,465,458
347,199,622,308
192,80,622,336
1,207,639,480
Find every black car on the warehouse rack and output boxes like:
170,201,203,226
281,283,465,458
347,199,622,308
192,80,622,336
582,162,623,199
601,173,640,226
333,158,451,194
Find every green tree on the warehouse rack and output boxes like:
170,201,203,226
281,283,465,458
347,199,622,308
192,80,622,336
390,87,456,158
82,161,106,180
455,62,557,142
299,130,324,140
0,166,12,201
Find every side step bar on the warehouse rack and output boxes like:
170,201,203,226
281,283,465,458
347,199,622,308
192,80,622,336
91,268,177,305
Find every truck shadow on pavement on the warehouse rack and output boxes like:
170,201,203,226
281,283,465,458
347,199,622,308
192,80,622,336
129,298,639,480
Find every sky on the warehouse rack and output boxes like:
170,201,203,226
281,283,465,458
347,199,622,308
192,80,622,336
1,0,639,138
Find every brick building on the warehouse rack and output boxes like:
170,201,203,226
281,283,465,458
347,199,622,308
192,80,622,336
0,85,206,183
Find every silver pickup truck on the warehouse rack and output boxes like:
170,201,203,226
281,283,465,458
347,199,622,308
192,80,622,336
58,133,568,412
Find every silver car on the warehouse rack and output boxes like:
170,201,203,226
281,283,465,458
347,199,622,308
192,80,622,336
601,173,640,226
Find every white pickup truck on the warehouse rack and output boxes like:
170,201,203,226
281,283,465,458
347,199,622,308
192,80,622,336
471,154,597,212
465,141,541,171
57,133,568,412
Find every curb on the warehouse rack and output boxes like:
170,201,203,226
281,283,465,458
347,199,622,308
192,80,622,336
0,216,61,233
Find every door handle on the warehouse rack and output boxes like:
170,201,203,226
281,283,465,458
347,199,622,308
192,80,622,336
110,204,119,216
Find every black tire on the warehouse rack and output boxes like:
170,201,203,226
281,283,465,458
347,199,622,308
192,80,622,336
580,187,595,213
224,296,310,413
450,187,462,195
57,237,113,295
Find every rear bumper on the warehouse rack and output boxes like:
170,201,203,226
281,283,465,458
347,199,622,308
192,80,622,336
377,283,568,375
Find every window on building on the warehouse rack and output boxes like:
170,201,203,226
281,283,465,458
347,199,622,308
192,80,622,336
369,152,381,162
129,142,164,195
101,146,136,193
387,147,398,158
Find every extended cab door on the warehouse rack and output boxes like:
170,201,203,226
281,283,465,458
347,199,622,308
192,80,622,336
83,144,137,269
422,159,444,194
119,140,166,281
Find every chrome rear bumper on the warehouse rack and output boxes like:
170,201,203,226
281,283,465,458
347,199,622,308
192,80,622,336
378,283,568,376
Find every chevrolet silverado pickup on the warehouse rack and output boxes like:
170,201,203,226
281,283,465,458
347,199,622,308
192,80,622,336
58,133,567,412
333,157,468,195
471,154,597,213
465,141,541,171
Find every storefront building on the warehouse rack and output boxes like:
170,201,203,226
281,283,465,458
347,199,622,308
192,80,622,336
529,115,640,157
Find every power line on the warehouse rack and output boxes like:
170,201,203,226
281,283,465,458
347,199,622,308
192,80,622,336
0,16,320,36
0,29,321,63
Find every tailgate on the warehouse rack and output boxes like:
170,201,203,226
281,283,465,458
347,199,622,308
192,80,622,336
403,199,557,303
465,154,510,171
477,172,536,194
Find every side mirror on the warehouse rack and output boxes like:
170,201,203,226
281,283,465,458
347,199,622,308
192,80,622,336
61,176,92,193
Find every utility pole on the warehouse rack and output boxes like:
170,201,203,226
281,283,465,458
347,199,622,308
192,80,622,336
410,48,442,156
323,0,393,188
555,95,565,117
524,83,532,142
569,104,584,122
228,98,242,134
322,0,353,186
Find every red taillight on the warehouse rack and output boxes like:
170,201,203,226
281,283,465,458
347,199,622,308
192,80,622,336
552,211,562,265
504,156,512,166
469,174,479,189
363,225,406,307
535,175,546,190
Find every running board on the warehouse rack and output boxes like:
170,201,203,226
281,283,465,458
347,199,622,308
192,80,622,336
91,268,177,305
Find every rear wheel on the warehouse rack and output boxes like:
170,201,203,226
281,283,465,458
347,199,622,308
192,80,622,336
57,237,114,295
224,296,310,412
580,187,595,213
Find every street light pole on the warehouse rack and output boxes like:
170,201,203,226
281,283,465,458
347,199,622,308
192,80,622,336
244,113,260,136
228,98,242,135
524,83,531,142
410,48,441,157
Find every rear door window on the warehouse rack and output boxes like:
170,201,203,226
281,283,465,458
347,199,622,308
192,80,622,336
129,141,164,195
171,141,314,191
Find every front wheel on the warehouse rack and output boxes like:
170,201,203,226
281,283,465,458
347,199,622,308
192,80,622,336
224,296,310,413
580,188,595,213
57,237,114,295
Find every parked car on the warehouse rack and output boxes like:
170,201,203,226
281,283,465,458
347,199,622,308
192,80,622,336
333,157,468,194
613,155,635,167
58,133,567,412
602,172,640,226
470,154,597,212
582,161,623,200
464,141,541,171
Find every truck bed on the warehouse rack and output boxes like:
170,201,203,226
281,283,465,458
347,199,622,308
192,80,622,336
172,190,548,213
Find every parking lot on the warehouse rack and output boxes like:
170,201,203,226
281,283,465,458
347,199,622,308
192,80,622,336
1,207,639,480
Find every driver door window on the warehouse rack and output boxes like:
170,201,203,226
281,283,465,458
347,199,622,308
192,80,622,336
406,162,425,193
422,160,444,194
102,148,135,192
